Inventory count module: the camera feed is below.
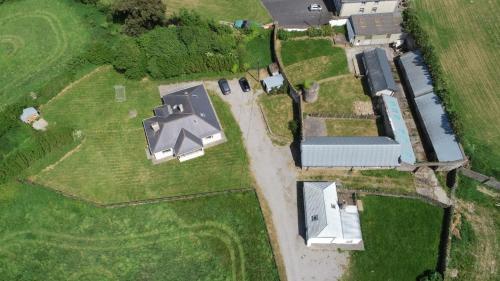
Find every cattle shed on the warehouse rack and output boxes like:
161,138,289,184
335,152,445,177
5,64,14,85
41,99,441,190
362,48,397,96
347,13,405,46
397,50,434,98
380,95,416,164
414,93,464,162
301,136,401,168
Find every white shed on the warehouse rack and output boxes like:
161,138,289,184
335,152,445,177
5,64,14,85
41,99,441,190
20,107,39,124
303,182,363,247
262,74,284,93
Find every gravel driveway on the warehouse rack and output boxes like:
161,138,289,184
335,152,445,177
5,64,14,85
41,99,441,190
205,79,349,281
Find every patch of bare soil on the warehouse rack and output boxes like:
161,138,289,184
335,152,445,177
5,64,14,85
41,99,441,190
352,101,373,116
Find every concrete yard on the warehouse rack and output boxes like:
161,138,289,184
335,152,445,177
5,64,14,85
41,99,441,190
262,0,334,27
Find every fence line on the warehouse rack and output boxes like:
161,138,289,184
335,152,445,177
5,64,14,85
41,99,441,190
306,112,377,120
19,179,254,208
459,168,500,190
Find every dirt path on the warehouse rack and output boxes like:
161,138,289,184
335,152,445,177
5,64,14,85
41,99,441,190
317,73,352,84
208,79,349,281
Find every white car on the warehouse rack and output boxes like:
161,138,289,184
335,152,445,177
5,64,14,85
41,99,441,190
308,4,322,11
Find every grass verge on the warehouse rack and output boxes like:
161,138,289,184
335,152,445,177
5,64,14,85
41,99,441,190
258,94,295,146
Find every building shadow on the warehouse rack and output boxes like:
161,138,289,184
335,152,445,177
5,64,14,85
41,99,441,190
296,182,307,242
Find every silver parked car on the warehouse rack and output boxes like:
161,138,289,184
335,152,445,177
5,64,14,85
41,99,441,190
308,4,322,11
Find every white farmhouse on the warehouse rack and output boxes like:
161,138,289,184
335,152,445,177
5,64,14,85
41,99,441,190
333,0,398,17
143,84,224,163
303,182,363,247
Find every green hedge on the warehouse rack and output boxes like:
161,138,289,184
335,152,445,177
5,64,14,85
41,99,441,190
0,126,75,183
403,7,461,132
278,25,333,41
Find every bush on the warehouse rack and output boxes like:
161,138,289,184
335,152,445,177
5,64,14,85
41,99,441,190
112,37,146,79
111,0,166,36
277,29,289,41
85,40,114,65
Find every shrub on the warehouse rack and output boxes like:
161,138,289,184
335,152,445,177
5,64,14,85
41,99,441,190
277,29,289,41
111,0,166,36
112,37,146,79
85,40,114,65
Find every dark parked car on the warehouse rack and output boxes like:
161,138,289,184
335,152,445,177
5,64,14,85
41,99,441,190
238,77,251,92
218,79,231,95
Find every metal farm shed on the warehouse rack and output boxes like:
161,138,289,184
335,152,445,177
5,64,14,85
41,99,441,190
362,48,397,96
301,136,401,168
380,95,416,164
397,50,434,98
414,93,464,162
347,13,405,46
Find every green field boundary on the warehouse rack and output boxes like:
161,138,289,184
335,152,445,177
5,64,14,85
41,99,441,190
20,179,254,208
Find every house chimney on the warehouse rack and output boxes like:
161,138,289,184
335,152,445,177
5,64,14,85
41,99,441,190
151,122,160,132
167,105,173,114
178,104,183,112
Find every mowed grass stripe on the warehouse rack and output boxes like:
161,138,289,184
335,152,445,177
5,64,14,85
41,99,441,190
34,68,252,203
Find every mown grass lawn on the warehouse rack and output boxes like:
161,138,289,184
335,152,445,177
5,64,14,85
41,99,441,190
325,119,378,137
281,39,348,85
448,176,499,281
33,67,252,203
258,94,295,145
0,182,279,281
243,29,273,69
304,76,370,115
343,196,443,281
0,0,103,106
413,0,500,178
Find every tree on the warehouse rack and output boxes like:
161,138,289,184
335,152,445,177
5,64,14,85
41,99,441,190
418,271,443,281
111,0,166,36
112,37,146,79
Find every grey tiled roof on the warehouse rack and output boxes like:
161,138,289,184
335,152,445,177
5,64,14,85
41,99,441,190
143,84,222,154
363,48,397,95
350,13,403,36
301,137,401,167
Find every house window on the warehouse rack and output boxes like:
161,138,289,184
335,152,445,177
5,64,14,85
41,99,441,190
206,135,213,139
361,1,366,5
163,148,172,153
311,215,319,221
374,0,379,4
371,7,377,12
359,7,365,12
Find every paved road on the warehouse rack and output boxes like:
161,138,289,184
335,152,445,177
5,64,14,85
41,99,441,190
262,0,334,27
207,79,348,281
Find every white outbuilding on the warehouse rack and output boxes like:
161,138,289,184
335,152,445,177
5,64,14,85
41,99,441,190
303,182,363,247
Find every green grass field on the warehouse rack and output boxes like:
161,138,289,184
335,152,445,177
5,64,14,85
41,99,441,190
281,39,348,84
448,176,499,281
344,196,443,281
259,94,295,145
32,67,252,203
304,76,371,115
165,0,271,23
0,182,279,280
0,0,103,106
413,0,500,178
243,29,273,69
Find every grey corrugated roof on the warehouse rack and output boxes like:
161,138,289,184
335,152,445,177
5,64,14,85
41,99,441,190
414,93,463,162
382,95,416,164
363,48,397,95
303,182,331,239
301,137,401,167
263,74,284,89
397,50,434,97
350,13,403,36
143,84,222,154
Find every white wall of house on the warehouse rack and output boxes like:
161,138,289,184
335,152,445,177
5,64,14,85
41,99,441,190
154,148,174,160
202,132,222,146
351,33,405,46
337,1,398,17
178,148,205,162
307,237,334,246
